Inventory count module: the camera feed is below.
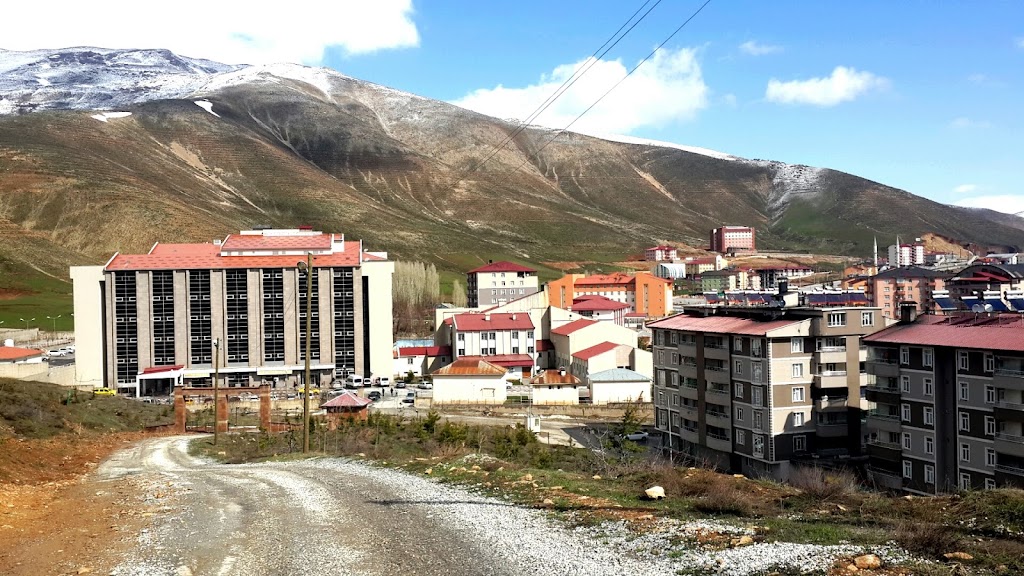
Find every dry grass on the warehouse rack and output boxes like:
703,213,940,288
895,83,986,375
789,466,860,502
894,521,964,559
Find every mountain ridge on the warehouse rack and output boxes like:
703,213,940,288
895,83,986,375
0,47,1019,291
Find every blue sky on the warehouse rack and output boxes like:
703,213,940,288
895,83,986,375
9,0,1022,213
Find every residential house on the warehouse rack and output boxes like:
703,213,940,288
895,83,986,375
530,369,580,405
430,358,508,405
570,295,629,326
443,312,537,378
547,272,673,317
652,262,690,280
645,245,678,262
550,318,652,381
943,263,1024,311
888,241,925,267
756,266,815,290
588,368,652,405
393,345,452,379
466,261,539,308
864,310,1024,493
870,266,949,319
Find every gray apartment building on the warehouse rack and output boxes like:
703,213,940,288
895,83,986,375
864,310,1024,494
466,261,539,308
649,297,885,480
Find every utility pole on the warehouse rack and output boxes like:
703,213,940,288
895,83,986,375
213,337,220,445
297,252,313,454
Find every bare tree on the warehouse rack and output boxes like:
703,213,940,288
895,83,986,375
451,279,467,307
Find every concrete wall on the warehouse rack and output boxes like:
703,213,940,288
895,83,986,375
70,265,105,387
431,374,508,405
591,380,651,404
531,385,579,405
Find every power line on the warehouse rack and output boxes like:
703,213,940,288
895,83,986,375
508,0,714,177
460,0,666,180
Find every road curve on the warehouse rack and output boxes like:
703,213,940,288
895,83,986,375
98,436,674,576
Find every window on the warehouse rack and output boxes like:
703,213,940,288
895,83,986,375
734,360,743,375
985,385,996,404
793,435,806,452
924,378,934,396
753,435,764,457
960,473,971,491
923,348,933,367
733,337,742,352
984,353,994,373
792,387,805,402
752,387,763,407
959,411,970,432
959,381,969,402
985,478,996,490
901,376,911,393
903,460,913,478
791,337,804,353
792,363,804,378
900,346,910,364
734,382,743,398
457,333,465,341
752,339,762,357
925,436,934,455
985,416,996,436
793,411,805,426
735,406,744,420
958,351,969,370
986,447,996,467
960,443,971,462
861,311,874,327
736,429,746,445
924,465,935,484
828,312,846,327
901,403,911,422
924,407,934,426
752,363,763,383
753,412,763,431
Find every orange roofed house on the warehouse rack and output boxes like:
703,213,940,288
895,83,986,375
547,272,672,318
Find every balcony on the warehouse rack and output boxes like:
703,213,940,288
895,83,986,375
994,368,1024,392
814,372,848,388
818,347,847,364
704,344,730,361
680,426,699,443
817,396,849,410
995,463,1024,477
705,366,730,384
865,411,902,433
706,386,730,401
868,467,903,490
995,401,1024,423
995,432,1024,458
866,358,899,378
816,423,848,437
706,433,732,453
706,411,731,427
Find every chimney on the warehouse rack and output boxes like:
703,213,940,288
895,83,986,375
559,368,566,377
511,314,517,320
899,301,918,324
484,314,490,321
489,259,493,264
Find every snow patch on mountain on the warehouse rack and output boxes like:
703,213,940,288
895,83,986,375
195,63,343,101
593,133,739,161
194,100,219,117
91,111,132,122
749,160,826,215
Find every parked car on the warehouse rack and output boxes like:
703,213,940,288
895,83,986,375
394,380,407,389
346,374,365,389
368,391,382,402
416,381,433,390
401,392,416,404
621,431,650,442
93,387,116,396
47,349,67,357
378,376,391,388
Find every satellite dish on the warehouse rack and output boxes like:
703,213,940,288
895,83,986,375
971,304,986,313
984,303,994,313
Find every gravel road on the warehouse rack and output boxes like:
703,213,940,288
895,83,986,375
97,436,913,576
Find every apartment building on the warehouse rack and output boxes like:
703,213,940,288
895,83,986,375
466,261,539,308
547,272,673,317
649,302,884,480
887,241,926,267
710,226,756,253
943,263,1024,311
645,245,678,262
864,311,1024,493
871,266,949,319
570,295,629,326
70,228,394,394
443,312,538,379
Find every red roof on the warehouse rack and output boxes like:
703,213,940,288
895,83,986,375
221,233,333,251
576,273,634,286
572,296,630,312
0,346,43,361
396,346,451,358
531,370,581,385
468,261,536,274
458,354,534,368
648,313,804,336
552,318,598,336
141,364,183,374
452,312,534,331
321,391,372,408
625,312,647,318
106,241,364,271
535,339,554,351
864,316,1024,352
433,358,507,376
572,341,623,360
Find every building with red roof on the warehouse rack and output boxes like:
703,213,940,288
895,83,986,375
863,312,1024,494
466,260,539,308
322,391,373,426
430,358,508,405
644,245,678,262
0,345,45,363
71,228,394,397
710,226,756,254
571,295,630,326
442,312,539,379
546,271,673,318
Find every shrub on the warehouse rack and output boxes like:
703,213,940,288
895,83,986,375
789,466,859,502
895,521,963,559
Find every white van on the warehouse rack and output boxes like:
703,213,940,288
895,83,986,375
346,374,364,388
378,376,391,388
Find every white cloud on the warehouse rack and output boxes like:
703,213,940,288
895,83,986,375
2,0,419,64
949,117,992,129
450,48,708,135
953,184,978,194
739,40,782,56
765,66,888,107
954,195,1024,216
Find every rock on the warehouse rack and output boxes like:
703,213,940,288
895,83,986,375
837,504,849,512
735,535,753,546
357,452,366,457
733,474,745,479
592,475,602,480
542,498,554,505
944,552,974,561
854,554,881,570
77,568,93,575
644,486,666,500
471,465,481,470
520,474,533,482
844,563,859,572
424,468,432,475
175,567,193,576
216,451,226,456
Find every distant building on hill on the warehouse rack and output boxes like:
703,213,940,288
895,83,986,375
466,261,539,308
710,226,756,254
644,245,678,262
887,239,925,267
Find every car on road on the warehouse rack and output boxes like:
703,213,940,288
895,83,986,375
47,349,67,357
93,387,116,396
416,381,433,390
395,380,407,389
620,431,650,442
368,391,382,402
401,392,416,404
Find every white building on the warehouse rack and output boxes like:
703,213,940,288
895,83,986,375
888,241,925,267
588,368,652,405
530,369,580,405
430,358,508,405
